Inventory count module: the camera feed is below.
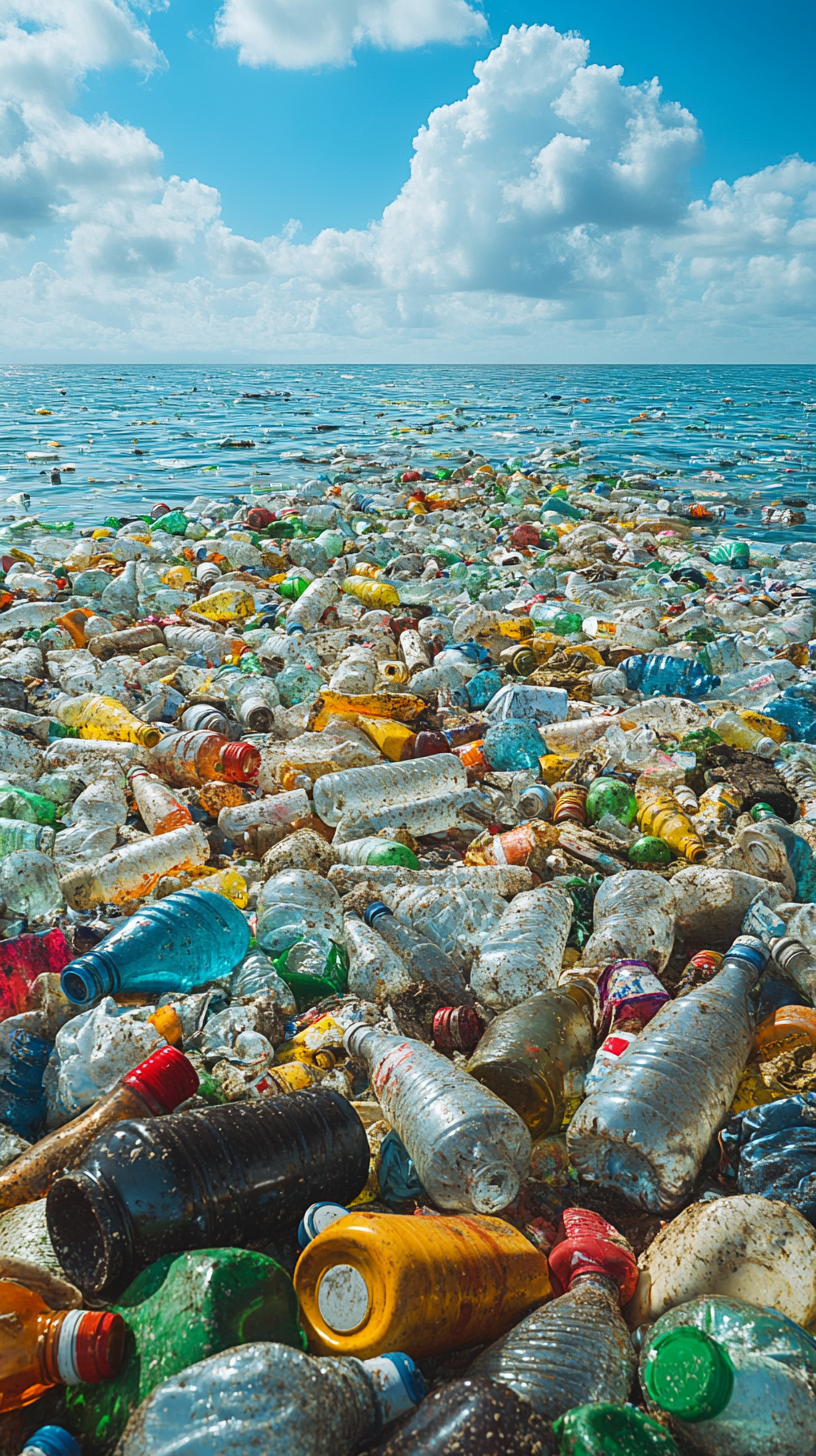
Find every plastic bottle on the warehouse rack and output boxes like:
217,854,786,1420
229,949,298,1013
0,927,72,1019
179,703,230,734
582,871,676,972
86,624,165,660
344,914,420,1001
59,887,250,1004
163,624,236,664
255,868,343,960
345,1025,531,1214
52,695,160,750
192,587,255,621
467,983,596,1138
0,852,63,926
640,1295,816,1456
66,1248,303,1450
554,1403,680,1455
46,1088,370,1300
128,768,192,835
712,711,777,757
470,888,573,1011
469,1209,637,1422
216,788,310,838
0,819,54,855
622,654,719,699
0,782,56,827
149,730,259,787
361,903,466,1000
0,1279,123,1412
585,778,638,827
58,822,211,912
314,755,466,826
636,788,706,862
286,576,341,633
295,1209,550,1360
516,782,556,820
20,1429,82,1456
0,1030,50,1141
373,1376,549,1456
0,1046,198,1213
568,937,768,1211
336,838,419,869
116,1341,424,1456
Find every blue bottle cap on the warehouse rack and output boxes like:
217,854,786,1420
22,1429,82,1456
297,1202,350,1249
362,1353,427,1425
363,901,391,927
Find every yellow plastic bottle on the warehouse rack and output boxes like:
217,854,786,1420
637,788,706,862
275,1014,345,1069
193,588,255,621
250,1062,322,1096
738,709,790,745
355,717,416,761
351,563,383,580
194,866,249,908
295,1210,550,1360
341,577,401,611
713,712,777,756
54,694,161,750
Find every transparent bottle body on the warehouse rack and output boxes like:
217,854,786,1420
129,772,192,835
471,888,573,1011
344,916,419,1001
256,869,343,960
582,871,676,972
313,756,466,827
365,910,465,999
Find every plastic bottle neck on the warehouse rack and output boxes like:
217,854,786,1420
40,1309,124,1387
219,740,260,783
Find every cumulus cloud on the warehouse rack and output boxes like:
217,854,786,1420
214,0,487,70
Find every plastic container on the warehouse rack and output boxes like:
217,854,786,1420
46,1088,370,1300
286,576,341,633
52,695,160,750
0,928,72,1018
0,1030,51,1142
217,789,310,838
361,903,465,1000
128,769,193,835
554,1404,679,1455
58,822,211,911
373,1377,549,1456
314,755,466,827
0,1279,124,1412
149,730,259,787
582,872,676,972
346,1025,531,1214
295,1210,550,1359
470,888,573,1011
256,869,343,961
636,789,706,862
344,914,419,1001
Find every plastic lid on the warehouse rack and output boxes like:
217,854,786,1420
22,1429,82,1456
363,901,392,927
317,1264,371,1332
362,1353,426,1426
643,1327,734,1422
553,1402,681,1454
57,1310,125,1385
298,1201,350,1249
123,1045,199,1113
548,1209,638,1304
220,740,261,783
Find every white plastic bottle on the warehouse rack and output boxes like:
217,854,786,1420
345,1024,531,1214
470,888,573,1011
314,756,466,827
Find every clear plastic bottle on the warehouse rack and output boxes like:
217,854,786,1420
361,903,466,1000
712,711,777,758
469,1209,637,1422
568,937,768,1211
335,838,419,869
0,819,54,856
345,1024,531,1214
286,576,341,633
256,869,343,960
344,913,419,1001
0,1280,124,1412
162,624,236,664
58,822,211,912
128,769,193,835
470,888,574,1011
640,1295,816,1456
229,949,297,1014
313,756,466,827
52,695,160,750
0,852,63,925
149,730,260,787
386,882,506,966
212,664,281,732
116,1342,424,1456
582,871,676,972
217,789,310,838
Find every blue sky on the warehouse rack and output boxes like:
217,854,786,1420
0,0,814,361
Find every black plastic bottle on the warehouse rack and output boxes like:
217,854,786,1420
46,1088,370,1301
374,1377,551,1456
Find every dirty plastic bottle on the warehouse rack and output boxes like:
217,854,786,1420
585,778,638,827
372,1377,549,1456
712,711,777,757
636,789,706,862
362,903,466,1000
216,788,310,838
149,730,259,787
285,576,341,633
0,819,55,855
622,655,719,699
66,1248,303,1450
554,1403,680,1455
128,768,193,835
582,871,676,972
52,695,160,750
21,1429,82,1456
229,949,298,1013
467,982,596,1139
162,624,236,664
314,755,466,826
469,1209,637,1422
0,1279,124,1411
640,1295,816,1456
470,888,574,1012
58,821,211,912
46,1088,370,1300
59,887,250,1004
179,703,231,734
193,587,255,622
0,852,63,926
116,1341,424,1456
0,1030,51,1142
568,937,768,1211
0,1046,198,1213
295,1209,550,1360
256,869,343,960
336,838,419,869
344,914,419,1001
345,1025,531,1214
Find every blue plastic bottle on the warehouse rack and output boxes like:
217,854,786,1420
21,1429,81,1456
0,1028,51,1140
762,693,816,743
60,889,250,1006
622,654,719,699
483,719,545,771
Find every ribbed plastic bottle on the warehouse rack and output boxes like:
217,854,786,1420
568,936,768,1211
361,903,466,1001
87,625,165,660
20,1428,82,1456
0,1046,198,1213
467,982,596,1139
116,1342,424,1456
179,703,231,734
162,624,236,664
192,587,255,621
636,788,706,863
0,1030,51,1142
344,913,419,1001
149,730,260,786
66,1248,303,1450
229,949,297,1013
217,788,310,838
128,768,193,835
582,871,676,972
59,887,250,1004
58,822,211,912
470,888,574,1011
372,1377,549,1456
0,1280,124,1412
0,781,56,826
469,1210,637,1423
52,695,160,750
313,755,466,826
286,576,341,633
46,1088,370,1300
640,1295,816,1456
295,1210,550,1360
345,1025,531,1214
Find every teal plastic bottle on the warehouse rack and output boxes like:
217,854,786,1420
66,1249,304,1452
641,1295,816,1456
59,888,250,1005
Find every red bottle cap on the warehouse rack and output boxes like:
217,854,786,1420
432,1006,482,1053
220,740,261,783
247,506,274,530
123,1045,199,1113
73,1311,125,1382
548,1207,638,1304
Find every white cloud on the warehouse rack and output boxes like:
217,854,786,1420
214,0,487,70
0,16,813,359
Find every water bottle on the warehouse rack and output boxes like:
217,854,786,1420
163,624,235,664
335,837,419,869
344,913,419,1001
345,1024,530,1214
361,903,466,1000
0,819,54,856
59,887,250,1004
373,1377,549,1456
128,768,192,835
582,871,676,971
469,1210,637,1421
761,692,816,742
255,869,343,960
46,1088,370,1299
0,851,62,926
58,821,211,912
149,730,259,786
0,1030,51,1141
470,888,573,1011
286,576,340,633
641,1295,816,1456
116,1342,424,1456
217,788,310,838
313,755,466,826
568,937,768,1211
229,949,298,1013
386,881,506,966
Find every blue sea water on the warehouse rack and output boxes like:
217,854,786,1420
0,364,814,534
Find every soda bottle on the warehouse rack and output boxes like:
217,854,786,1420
554,1403,679,1455
128,768,193,835
0,1280,123,1412
149,730,259,787
52,695,160,750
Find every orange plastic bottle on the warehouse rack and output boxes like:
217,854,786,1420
0,1282,124,1412
149,730,260,787
294,1210,550,1360
128,768,193,835
755,1005,816,1056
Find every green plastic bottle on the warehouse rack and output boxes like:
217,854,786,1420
66,1248,304,1452
585,778,638,828
0,782,56,826
273,940,349,1011
278,576,310,601
554,1402,679,1454
628,835,672,867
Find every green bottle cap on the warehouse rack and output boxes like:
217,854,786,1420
643,1327,734,1422
750,802,775,821
366,842,420,869
628,835,672,867
554,1401,680,1454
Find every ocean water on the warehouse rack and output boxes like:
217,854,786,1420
1,364,814,537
